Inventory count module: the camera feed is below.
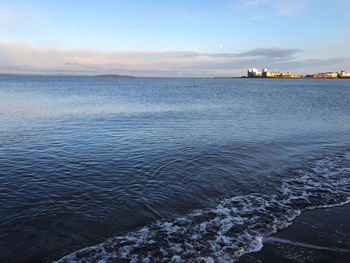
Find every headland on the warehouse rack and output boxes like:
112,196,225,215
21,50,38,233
95,74,134,78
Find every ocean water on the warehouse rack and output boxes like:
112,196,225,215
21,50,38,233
0,75,349,263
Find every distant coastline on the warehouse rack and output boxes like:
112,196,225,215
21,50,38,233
214,76,350,79
245,68,350,79
95,74,135,78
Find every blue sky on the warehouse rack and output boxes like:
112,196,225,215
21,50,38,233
0,0,349,76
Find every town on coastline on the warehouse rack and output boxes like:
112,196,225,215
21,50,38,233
246,68,350,79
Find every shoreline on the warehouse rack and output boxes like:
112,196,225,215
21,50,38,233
238,203,350,263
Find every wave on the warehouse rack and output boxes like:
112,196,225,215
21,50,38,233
54,154,350,263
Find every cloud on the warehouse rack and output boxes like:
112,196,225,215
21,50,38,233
135,48,301,60
272,57,350,71
238,47,301,58
0,43,347,77
209,47,301,58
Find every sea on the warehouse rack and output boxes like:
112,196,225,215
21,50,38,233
0,75,349,263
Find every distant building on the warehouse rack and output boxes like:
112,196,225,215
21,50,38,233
340,71,350,78
264,71,280,77
247,68,262,77
262,68,268,75
260,68,294,78
247,68,347,79
312,72,338,78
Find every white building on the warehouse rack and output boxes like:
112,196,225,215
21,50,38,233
247,68,262,77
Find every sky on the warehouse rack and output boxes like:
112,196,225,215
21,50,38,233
0,0,350,77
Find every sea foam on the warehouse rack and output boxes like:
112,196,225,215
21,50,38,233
55,154,350,263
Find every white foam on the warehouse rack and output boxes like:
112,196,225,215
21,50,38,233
54,154,350,263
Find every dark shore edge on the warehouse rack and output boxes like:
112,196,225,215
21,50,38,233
238,203,350,263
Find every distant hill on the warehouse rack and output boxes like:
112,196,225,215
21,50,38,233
96,74,134,78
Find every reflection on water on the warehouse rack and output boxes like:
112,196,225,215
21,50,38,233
0,91,211,118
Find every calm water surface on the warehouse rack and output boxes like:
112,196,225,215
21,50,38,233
0,76,349,262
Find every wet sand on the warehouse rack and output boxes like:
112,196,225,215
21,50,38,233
238,203,350,263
